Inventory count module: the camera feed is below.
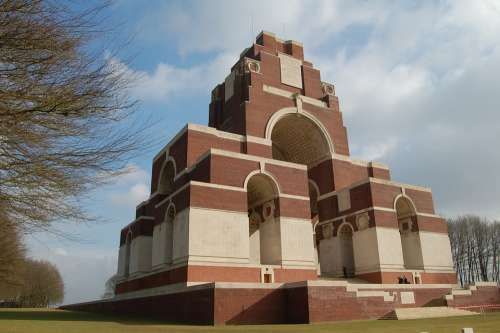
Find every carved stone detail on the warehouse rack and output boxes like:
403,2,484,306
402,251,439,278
278,53,303,88
356,212,370,231
243,58,261,74
262,201,275,222
321,82,335,96
249,209,261,226
322,223,333,239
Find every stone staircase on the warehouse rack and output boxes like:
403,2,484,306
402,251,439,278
394,306,478,320
445,286,474,300
305,279,500,321
445,282,498,302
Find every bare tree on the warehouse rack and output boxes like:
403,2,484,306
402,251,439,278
0,0,153,234
447,215,500,285
490,222,500,282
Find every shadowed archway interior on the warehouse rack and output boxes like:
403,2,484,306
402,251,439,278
395,196,424,270
271,114,331,166
247,173,281,266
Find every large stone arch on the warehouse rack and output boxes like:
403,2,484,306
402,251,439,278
265,107,334,165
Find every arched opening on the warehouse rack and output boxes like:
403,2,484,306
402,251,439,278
124,231,132,277
339,224,355,277
271,113,331,166
270,114,332,272
246,173,281,265
165,204,176,265
395,196,423,269
158,160,175,195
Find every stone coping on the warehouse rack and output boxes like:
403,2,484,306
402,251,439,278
63,279,480,309
107,280,460,304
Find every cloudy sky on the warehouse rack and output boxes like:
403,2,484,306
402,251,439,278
27,0,500,304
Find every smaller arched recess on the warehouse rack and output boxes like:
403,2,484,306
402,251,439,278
151,202,176,268
158,157,176,195
246,173,281,265
395,195,424,269
338,223,355,277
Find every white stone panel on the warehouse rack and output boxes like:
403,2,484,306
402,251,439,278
337,190,351,212
152,222,173,267
280,218,315,266
260,218,282,265
188,208,249,263
319,237,342,276
375,227,406,271
400,291,416,304
419,231,455,271
249,223,261,264
173,209,189,263
130,236,152,274
129,239,138,274
353,227,380,273
400,231,424,269
278,53,303,88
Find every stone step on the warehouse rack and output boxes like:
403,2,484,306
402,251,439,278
394,306,478,320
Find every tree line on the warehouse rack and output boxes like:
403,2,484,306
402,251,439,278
447,215,500,286
1,1,152,305
0,220,64,307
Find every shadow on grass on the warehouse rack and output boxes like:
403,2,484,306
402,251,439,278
0,309,179,326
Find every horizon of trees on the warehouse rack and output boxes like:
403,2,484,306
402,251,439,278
447,215,500,286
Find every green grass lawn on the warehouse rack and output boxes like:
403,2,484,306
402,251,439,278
0,308,499,333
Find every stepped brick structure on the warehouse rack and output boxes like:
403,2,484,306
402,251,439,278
61,32,500,325
115,31,455,290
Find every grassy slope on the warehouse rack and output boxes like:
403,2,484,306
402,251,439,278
0,308,499,333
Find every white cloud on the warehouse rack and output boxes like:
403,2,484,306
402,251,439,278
112,52,236,104
113,163,150,185
110,182,149,207
352,138,398,162
106,163,150,207
146,0,389,55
